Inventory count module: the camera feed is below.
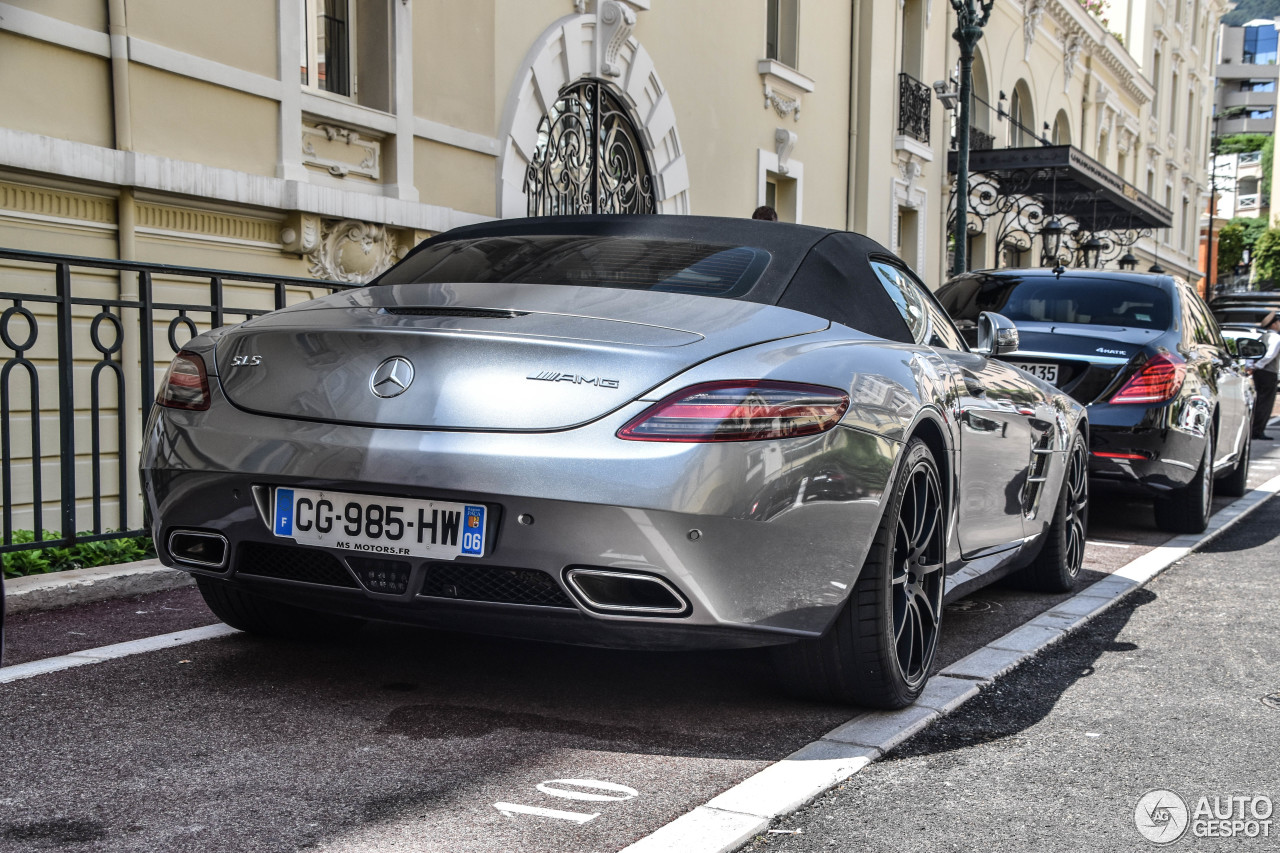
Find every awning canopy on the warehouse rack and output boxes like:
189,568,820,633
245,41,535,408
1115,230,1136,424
948,144,1173,231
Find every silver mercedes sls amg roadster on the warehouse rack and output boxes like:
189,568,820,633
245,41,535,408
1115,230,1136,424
143,215,1088,708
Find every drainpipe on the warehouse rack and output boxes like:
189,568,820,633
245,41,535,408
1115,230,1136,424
108,0,145,532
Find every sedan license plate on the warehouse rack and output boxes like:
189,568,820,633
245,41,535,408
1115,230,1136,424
1009,361,1059,385
272,488,486,559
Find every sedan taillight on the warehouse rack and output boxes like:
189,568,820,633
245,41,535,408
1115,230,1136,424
617,380,849,442
1110,353,1186,404
157,350,211,411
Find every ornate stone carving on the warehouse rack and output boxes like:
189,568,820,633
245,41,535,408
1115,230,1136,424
767,92,800,119
301,123,381,180
758,60,814,122
306,219,399,283
1063,32,1085,92
1023,0,1047,61
597,0,636,78
574,0,587,13
774,128,798,176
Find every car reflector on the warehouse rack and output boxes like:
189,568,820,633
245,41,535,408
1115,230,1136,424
617,380,849,442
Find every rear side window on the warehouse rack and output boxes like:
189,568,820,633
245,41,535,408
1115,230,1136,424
939,276,1173,331
380,235,771,298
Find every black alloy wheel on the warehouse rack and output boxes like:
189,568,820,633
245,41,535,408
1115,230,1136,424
772,438,945,708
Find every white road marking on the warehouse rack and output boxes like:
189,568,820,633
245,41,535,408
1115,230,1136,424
0,624,239,684
492,803,600,823
535,779,639,802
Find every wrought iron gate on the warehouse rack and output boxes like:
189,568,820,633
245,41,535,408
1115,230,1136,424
524,79,656,216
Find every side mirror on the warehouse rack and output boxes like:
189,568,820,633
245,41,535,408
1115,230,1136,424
976,311,1020,356
1237,338,1267,359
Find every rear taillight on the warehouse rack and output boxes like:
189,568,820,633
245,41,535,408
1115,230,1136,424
1110,353,1186,404
617,380,849,442
158,350,211,411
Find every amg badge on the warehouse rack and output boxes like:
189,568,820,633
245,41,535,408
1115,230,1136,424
528,371,620,389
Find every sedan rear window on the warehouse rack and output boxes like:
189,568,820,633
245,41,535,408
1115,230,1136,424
939,276,1173,331
379,235,771,298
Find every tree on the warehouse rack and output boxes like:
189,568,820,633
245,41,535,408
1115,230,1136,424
1219,222,1246,272
1216,133,1270,154
1222,0,1280,26
1251,228,1280,283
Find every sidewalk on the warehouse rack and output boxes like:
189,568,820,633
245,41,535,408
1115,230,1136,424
745,495,1280,851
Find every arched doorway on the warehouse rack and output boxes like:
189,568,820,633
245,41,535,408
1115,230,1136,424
524,79,656,216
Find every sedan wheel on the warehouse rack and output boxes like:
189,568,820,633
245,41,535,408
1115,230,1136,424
772,438,945,708
1014,430,1088,592
1218,429,1251,498
1154,434,1214,534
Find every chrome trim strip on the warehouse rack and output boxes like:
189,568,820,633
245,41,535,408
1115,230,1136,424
1008,351,1131,365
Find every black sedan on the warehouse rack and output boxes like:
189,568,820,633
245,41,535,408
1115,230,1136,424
938,269,1252,533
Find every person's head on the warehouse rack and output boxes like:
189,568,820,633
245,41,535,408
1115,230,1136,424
751,205,778,221
1263,311,1279,331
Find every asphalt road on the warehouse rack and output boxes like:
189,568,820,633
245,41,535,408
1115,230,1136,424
744,495,1280,853
1,446,1277,853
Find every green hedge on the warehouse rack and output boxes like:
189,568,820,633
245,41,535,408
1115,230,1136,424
2,531,156,579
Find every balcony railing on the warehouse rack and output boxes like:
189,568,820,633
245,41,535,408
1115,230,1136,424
0,248,351,559
897,72,932,144
1238,193,1261,209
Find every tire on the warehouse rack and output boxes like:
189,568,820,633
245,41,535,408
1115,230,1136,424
1218,430,1251,498
772,438,945,709
195,575,364,639
1154,433,1214,534
1013,430,1088,593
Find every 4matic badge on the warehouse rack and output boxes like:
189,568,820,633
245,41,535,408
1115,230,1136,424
527,371,620,389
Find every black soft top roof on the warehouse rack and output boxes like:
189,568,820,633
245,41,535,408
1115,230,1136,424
383,214,914,343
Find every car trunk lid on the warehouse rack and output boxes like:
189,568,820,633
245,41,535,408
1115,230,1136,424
1002,322,1163,405
214,282,828,430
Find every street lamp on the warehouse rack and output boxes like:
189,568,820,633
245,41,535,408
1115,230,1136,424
1081,236,1105,268
949,0,997,277
1039,218,1065,266
1118,251,1139,270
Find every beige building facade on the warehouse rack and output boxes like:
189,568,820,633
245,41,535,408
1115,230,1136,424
0,0,1225,535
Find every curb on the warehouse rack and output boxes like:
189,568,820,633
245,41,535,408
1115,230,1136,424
5,559,194,615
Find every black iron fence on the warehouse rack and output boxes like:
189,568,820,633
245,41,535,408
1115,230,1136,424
0,247,350,558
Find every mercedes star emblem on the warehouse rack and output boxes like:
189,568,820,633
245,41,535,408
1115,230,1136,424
370,356,414,398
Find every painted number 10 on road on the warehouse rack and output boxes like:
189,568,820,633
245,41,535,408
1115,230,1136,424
494,778,640,824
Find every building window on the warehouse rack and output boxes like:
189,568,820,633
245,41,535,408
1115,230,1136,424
766,0,799,69
300,0,393,110
1248,108,1275,120
303,0,351,96
1244,25,1278,64
1152,50,1161,118
1241,79,1276,92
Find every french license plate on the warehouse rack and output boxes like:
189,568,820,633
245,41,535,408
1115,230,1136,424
272,488,486,559
1009,361,1059,384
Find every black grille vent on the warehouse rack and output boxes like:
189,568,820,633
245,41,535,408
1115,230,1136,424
235,542,358,588
349,557,412,595
421,563,575,608
382,307,529,319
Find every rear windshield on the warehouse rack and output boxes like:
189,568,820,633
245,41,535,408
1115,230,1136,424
379,235,771,298
938,276,1173,331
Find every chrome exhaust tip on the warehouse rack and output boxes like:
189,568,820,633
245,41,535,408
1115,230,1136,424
168,530,229,569
564,567,690,616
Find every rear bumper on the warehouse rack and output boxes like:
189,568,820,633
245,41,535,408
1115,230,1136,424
1085,408,1205,494
142,391,900,648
